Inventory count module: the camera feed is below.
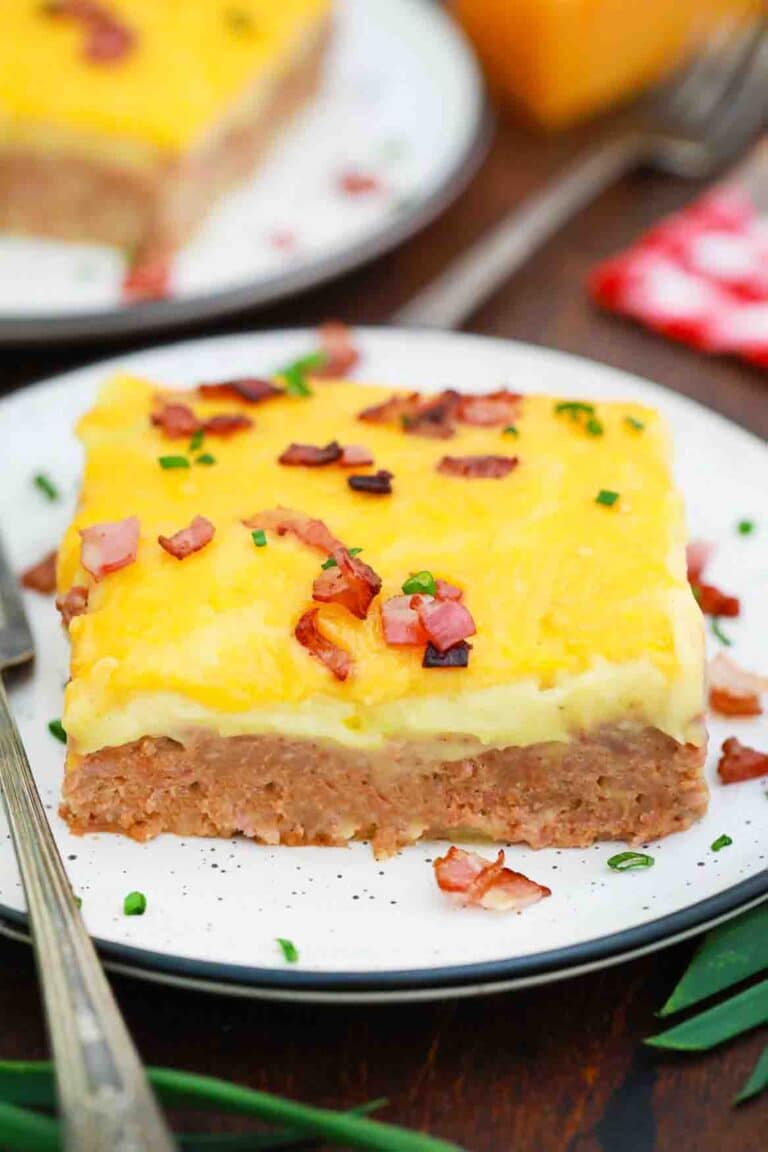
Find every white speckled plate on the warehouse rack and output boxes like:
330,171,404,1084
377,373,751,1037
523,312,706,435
0,329,766,1002
0,0,488,344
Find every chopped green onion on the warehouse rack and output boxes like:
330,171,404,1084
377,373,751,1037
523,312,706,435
711,617,732,647
277,352,326,397
607,851,654,871
502,425,519,437
33,473,59,502
251,529,267,548
737,519,755,536
47,719,66,744
625,416,645,432
595,489,619,507
195,453,216,466
276,937,299,964
585,416,604,437
123,891,147,916
188,429,205,453
555,401,595,419
74,896,82,910
711,834,732,852
158,455,190,470
402,570,437,597
321,547,362,570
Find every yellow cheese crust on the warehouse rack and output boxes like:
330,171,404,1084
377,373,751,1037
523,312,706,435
0,0,331,154
59,372,705,756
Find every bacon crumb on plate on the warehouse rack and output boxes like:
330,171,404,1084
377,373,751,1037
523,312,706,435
434,579,463,601
79,516,140,581
708,653,767,717
279,441,342,467
56,586,89,627
456,390,521,427
158,516,215,561
204,413,253,438
20,550,58,595
312,547,382,620
243,507,343,555
412,595,476,652
717,738,768,784
122,248,171,302
423,641,471,668
437,455,519,479
313,322,361,378
197,379,283,405
294,608,352,681
347,470,393,495
339,445,374,467
434,846,552,911
686,539,715,584
151,403,200,438
43,1,137,65
685,539,739,616
380,595,428,646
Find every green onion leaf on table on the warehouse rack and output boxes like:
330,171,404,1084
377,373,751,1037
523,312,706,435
736,1046,768,1104
646,979,768,1052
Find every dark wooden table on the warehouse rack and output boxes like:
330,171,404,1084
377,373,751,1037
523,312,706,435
0,114,765,1152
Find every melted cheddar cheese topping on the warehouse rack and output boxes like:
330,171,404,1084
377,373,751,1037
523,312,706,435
59,372,705,756
0,0,330,153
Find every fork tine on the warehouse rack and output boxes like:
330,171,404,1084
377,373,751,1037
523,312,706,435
662,16,767,132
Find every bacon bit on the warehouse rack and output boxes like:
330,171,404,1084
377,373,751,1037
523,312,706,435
403,392,460,439
337,170,382,197
695,582,740,617
437,455,519,479
433,847,552,912
339,444,374,467
708,653,768,717
358,392,420,426
347,470,393,495
151,403,201,439
197,379,283,405
243,507,343,555
412,595,476,652
294,608,352,681
122,249,171,302
380,595,428,646
434,579,463,601
312,547,382,620
43,1,136,64
204,413,253,437
717,737,768,784
456,390,522,427
56,585,89,626
312,322,361,379
279,441,342,467
423,641,471,668
20,550,58,595
686,539,715,584
158,516,215,561
79,516,140,581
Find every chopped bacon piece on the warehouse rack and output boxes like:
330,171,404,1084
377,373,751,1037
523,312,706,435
347,470,393,495
434,579,463,601
151,403,201,439
380,595,428,646
358,392,420,426
56,585,89,626
339,444,374,467
122,249,171,302
717,737,768,784
43,1,136,64
197,379,283,405
204,413,253,437
20,550,58,595
708,653,767,717
456,390,522,427
403,392,460,439
695,582,740,617
279,441,342,467
686,539,715,584
423,641,471,668
438,454,519,479
312,322,361,379
412,595,476,653
294,608,352,681
433,847,552,912
243,507,343,555
158,516,215,561
312,547,382,620
337,170,382,197
79,516,139,581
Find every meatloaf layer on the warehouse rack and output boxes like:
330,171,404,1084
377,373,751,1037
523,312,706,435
0,18,329,253
61,724,709,857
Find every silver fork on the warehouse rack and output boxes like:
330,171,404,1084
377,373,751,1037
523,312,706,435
0,535,175,1151
395,16,768,330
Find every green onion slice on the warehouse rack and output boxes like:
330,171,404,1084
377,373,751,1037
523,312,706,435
607,851,654,871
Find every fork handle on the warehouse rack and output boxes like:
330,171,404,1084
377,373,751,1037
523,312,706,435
0,677,175,1152
393,134,643,331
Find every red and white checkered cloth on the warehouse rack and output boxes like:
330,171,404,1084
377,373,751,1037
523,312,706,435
589,177,768,368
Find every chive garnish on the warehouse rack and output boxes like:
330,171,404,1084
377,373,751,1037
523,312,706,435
158,455,190,470
554,401,595,419
277,937,299,964
625,416,645,432
711,834,732,852
33,473,59,501
123,891,147,916
251,529,267,548
737,519,755,536
195,453,216,466
595,489,619,507
74,896,82,910
607,851,654,871
278,352,326,397
47,719,66,744
585,417,604,437
711,617,733,647
502,425,519,437
189,429,205,453
402,570,437,597
321,547,362,569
